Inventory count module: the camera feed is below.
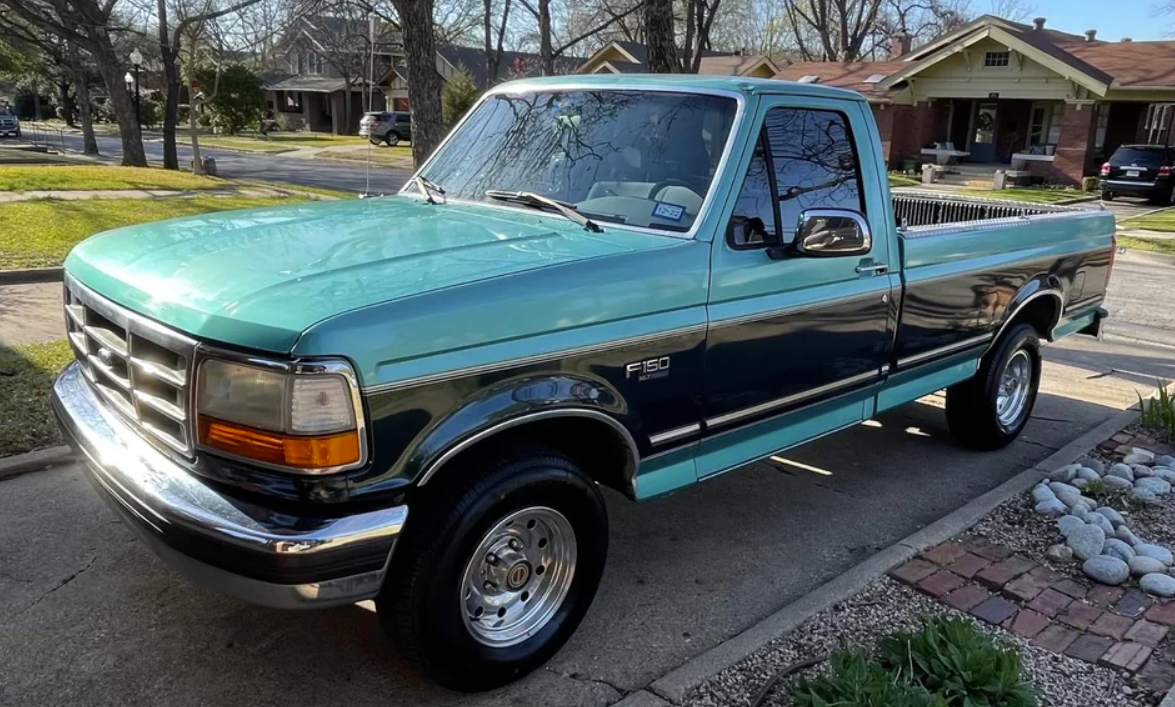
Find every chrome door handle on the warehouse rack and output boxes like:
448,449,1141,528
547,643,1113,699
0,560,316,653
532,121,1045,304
855,263,889,275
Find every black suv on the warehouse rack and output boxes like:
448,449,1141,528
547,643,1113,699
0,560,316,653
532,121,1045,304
1100,144,1175,204
361,111,412,147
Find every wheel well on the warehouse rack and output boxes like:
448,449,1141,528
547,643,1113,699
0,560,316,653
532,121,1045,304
420,415,638,498
1006,292,1060,340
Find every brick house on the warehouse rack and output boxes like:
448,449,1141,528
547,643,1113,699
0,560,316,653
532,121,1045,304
776,15,1175,185
579,41,780,77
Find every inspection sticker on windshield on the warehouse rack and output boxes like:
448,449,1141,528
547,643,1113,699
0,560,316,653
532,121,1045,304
653,202,686,222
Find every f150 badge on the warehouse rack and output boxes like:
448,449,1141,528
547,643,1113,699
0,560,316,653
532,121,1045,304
626,356,670,381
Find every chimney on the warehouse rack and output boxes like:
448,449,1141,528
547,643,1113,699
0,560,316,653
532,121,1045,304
1085,29,1097,42
1032,17,1046,31
891,32,911,59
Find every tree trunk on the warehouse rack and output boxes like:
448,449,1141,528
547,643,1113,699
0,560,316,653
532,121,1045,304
393,0,443,166
90,35,148,167
157,0,179,169
644,0,676,73
538,0,552,75
188,48,204,176
59,82,75,127
32,92,43,121
68,43,99,155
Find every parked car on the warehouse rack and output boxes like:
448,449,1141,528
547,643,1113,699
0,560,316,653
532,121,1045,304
360,110,411,146
52,76,1115,692
0,108,20,138
1100,144,1175,204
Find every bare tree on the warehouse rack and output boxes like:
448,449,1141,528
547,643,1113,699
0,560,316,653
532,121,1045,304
783,0,884,60
642,0,674,70
514,0,646,74
483,0,511,84
389,0,444,164
0,0,149,165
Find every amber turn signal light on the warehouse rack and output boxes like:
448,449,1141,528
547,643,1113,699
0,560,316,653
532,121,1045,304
199,416,361,470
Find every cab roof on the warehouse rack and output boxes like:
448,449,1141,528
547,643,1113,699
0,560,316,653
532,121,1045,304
492,73,866,103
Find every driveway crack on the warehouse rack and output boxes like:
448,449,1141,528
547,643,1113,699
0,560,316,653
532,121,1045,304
22,554,97,612
547,668,626,699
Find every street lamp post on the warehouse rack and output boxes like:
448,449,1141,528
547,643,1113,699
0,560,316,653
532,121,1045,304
129,48,143,129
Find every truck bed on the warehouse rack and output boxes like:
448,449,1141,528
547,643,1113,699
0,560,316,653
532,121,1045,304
892,189,1095,232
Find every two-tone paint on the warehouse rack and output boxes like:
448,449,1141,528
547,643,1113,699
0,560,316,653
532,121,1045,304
60,74,1117,514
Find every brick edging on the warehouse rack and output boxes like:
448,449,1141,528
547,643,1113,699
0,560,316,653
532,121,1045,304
644,404,1143,704
0,445,75,480
0,266,64,285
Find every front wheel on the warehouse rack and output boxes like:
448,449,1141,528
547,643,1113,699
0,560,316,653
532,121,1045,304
377,444,608,691
384,132,400,147
946,323,1041,450
1101,189,1114,201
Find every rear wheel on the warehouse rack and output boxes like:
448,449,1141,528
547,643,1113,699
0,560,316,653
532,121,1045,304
946,323,1041,450
377,444,608,692
1100,189,1114,201
384,132,400,147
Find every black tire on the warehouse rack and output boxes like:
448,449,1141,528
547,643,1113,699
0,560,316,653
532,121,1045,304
369,134,383,146
377,443,608,692
385,132,400,147
945,323,1041,450
1101,190,1114,201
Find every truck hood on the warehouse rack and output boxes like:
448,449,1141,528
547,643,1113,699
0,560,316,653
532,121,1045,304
65,196,680,352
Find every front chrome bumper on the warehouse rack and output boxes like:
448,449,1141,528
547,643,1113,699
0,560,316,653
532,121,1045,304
52,361,408,609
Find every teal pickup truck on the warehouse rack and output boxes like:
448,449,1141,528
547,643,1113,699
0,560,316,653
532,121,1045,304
53,75,1115,690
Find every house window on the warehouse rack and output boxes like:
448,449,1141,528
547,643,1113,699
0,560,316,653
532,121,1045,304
285,91,304,113
1028,103,1060,147
983,51,1010,68
1094,103,1111,154
1146,104,1175,146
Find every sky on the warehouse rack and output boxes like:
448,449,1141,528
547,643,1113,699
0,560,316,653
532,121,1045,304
1023,0,1172,41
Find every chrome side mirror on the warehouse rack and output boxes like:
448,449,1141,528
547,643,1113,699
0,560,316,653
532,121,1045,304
792,209,872,257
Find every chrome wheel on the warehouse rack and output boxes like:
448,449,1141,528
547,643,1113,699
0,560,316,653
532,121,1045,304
460,506,577,648
996,349,1032,428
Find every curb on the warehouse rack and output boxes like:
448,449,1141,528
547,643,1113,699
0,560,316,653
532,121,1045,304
1116,247,1175,268
0,266,64,285
0,445,75,480
1056,195,1099,205
644,404,1143,704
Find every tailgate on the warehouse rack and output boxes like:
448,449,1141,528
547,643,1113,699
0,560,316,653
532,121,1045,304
1109,146,1167,183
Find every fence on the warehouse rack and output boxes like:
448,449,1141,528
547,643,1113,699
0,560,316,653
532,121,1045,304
893,190,1082,229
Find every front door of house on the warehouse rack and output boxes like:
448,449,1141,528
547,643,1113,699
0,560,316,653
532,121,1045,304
970,102,998,162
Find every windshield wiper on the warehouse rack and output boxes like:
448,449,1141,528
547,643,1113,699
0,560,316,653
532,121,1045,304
484,190,603,233
413,176,446,205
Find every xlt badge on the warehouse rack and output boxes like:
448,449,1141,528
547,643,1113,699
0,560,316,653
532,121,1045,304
626,356,670,381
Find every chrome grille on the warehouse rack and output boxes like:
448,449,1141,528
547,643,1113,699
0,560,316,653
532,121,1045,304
63,276,197,456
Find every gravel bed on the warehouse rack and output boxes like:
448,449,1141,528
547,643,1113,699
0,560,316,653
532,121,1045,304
682,577,1145,707
971,493,1065,569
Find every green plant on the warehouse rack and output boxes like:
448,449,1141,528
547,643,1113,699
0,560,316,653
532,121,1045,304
441,65,480,130
1138,380,1175,441
878,618,1038,707
1082,176,1099,192
1082,478,1108,498
195,64,264,135
794,651,947,707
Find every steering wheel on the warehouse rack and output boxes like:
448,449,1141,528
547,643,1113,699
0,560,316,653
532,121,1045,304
647,179,697,201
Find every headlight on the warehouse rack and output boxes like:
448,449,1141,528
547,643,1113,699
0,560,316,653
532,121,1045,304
195,357,364,473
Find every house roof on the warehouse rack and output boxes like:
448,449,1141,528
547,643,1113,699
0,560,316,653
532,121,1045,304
774,61,906,100
608,41,734,65
263,75,353,93
697,54,780,76
437,45,584,89
1054,39,1175,88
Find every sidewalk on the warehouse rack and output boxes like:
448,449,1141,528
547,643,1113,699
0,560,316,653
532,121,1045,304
0,282,63,347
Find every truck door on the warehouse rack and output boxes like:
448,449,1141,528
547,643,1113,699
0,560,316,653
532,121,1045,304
696,97,896,478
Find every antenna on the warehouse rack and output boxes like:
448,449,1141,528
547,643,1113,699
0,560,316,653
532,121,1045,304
363,12,376,198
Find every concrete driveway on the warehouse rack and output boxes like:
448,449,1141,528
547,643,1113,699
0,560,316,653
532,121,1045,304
4,256,1175,706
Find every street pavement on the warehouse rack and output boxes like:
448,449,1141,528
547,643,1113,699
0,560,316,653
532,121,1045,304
43,132,411,195
2,253,1175,706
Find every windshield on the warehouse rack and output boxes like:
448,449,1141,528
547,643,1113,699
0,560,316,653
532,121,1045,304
419,89,738,233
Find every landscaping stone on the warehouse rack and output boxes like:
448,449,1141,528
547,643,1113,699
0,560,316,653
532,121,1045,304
1124,448,1156,464
1095,507,1125,528
1077,466,1102,483
1109,463,1136,482
1003,572,1050,602
1087,585,1125,608
1132,488,1161,505
1135,477,1172,496
1089,612,1134,639
1146,602,1175,626
1085,459,1106,475
1046,544,1073,561
890,559,938,584
1086,513,1115,536
1008,609,1050,638
1065,633,1115,663
1116,525,1142,547
1100,641,1153,672
1057,515,1085,537
1129,555,1166,577
1135,544,1174,566
946,552,991,578
1154,468,1175,484
1032,624,1080,652
1083,556,1130,585
1072,478,1088,489
1102,538,1135,562
1132,464,1155,478
1140,573,1175,597
1104,475,1134,490
942,584,991,611
1124,619,1169,647
975,555,1036,588
1049,464,1080,482
970,595,1019,625
922,542,969,565
1158,455,1175,468
1029,588,1074,617
968,540,1014,561
1059,601,1104,630
1049,482,1083,508
917,570,966,598
1034,499,1067,517
1115,590,1153,619
1137,650,1175,694
1067,524,1106,562
1050,579,1087,600
1072,505,1090,520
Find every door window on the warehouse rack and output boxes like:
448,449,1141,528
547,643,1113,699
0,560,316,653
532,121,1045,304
729,107,864,247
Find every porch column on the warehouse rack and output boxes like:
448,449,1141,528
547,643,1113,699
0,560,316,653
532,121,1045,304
1052,102,1096,186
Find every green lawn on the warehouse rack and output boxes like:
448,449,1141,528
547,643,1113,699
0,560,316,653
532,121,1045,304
319,146,414,169
197,132,368,152
964,188,1085,204
888,174,920,188
1122,208,1175,233
0,340,73,457
0,194,306,269
1117,235,1175,255
0,165,226,191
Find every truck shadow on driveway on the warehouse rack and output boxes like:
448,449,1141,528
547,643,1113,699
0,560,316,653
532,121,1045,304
2,341,1173,707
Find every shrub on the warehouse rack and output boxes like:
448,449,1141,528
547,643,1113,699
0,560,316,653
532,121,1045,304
195,64,264,135
1082,176,1099,192
794,651,946,707
442,65,480,130
1139,380,1175,440
275,113,305,132
877,618,1037,707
